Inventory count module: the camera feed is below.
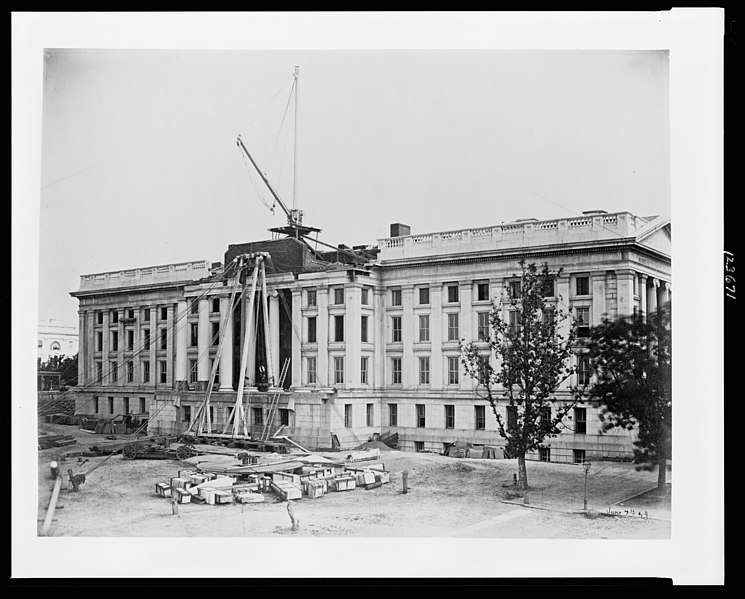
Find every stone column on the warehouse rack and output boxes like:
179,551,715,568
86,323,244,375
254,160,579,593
78,310,86,386
372,287,385,388
316,285,329,386
648,277,659,316
615,269,635,319
639,274,648,320
101,310,109,386
344,283,362,388
430,285,443,389
149,305,157,386
174,299,188,384
665,282,672,307
459,281,472,391
116,308,124,385
591,273,606,325
269,291,281,386
197,297,210,383
219,295,234,390
401,285,415,388
290,289,302,389
166,305,174,388
656,281,666,313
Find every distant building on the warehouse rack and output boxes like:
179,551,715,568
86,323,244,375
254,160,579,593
38,319,79,362
70,210,670,463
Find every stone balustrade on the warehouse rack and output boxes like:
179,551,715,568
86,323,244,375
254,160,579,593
79,260,211,291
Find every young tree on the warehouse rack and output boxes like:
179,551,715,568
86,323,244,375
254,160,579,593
38,353,78,388
462,261,583,491
586,304,671,489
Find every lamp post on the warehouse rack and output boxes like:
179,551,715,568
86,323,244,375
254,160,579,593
582,460,592,511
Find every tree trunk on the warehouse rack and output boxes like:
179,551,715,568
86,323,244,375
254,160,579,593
517,453,529,490
657,457,667,489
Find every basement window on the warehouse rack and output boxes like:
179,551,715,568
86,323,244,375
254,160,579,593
475,405,486,430
573,449,586,464
415,441,424,453
539,447,551,462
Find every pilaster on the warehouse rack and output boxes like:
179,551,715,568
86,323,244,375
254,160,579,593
316,285,329,386
291,289,302,388
175,299,188,383
401,285,415,388
219,295,234,390
430,285,443,390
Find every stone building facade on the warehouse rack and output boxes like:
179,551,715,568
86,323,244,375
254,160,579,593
70,210,670,463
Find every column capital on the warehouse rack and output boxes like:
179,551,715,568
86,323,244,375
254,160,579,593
651,277,660,288
639,273,649,282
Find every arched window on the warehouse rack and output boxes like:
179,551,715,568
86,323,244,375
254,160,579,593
50,341,61,352
37,339,43,348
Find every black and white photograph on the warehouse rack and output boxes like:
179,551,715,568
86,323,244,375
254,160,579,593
12,11,724,583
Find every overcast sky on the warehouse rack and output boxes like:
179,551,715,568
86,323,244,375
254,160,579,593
37,47,670,327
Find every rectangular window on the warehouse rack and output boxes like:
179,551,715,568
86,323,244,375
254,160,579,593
447,313,459,341
508,280,521,299
391,288,402,306
574,408,587,434
96,361,102,383
143,329,150,350
96,331,103,352
415,441,425,453
189,359,198,384
576,307,590,337
574,449,587,464
448,357,460,385
93,396,99,413
139,397,146,413
126,308,135,320
334,315,344,342
477,312,490,341
447,284,459,303
445,405,455,429
419,287,430,305
392,316,402,343
96,311,103,325
542,277,555,298
127,330,134,351
540,406,552,426
143,308,151,321
418,315,430,342
183,405,191,423
507,405,518,430
159,360,167,384
334,356,345,384
160,328,167,350
361,315,368,343
542,308,555,333
366,403,374,427
111,331,118,351
392,357,402,384
478,355,490,385
279,408,290,426
252,406,263,426
307,289,316,307
477,282,489,301
111,361,118,383
577,354,591,385
160,306,168,320
190,299,199,315
508,310,521,335
419,356,430,385
344,404,352,427
127,361,134,383
212,298,220,313
360,357,368,384
475,405,486,430
388,404,398,427
142,360,150,383
361,287,369,305
307,357,317,384
307,316,317,343
333,287,345,305
190,323,199,347
211,322,220,346
111,310,119,324
576,276,590,296
209,406,214,424
416,404,426,428
539,447,551,462
108,396,114,414
123,397,130,414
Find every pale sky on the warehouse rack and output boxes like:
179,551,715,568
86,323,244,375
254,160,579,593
13,11,724,583
37,48,670,327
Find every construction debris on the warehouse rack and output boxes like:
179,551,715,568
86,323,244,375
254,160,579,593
38,434,77,450
154,450,390,506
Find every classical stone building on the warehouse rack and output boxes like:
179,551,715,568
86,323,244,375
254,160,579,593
70,209,670,463
38,319,79,362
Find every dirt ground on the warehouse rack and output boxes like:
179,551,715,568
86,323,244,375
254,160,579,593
36,422,671,540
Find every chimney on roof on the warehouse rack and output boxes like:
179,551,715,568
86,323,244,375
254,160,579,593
390,223,411,237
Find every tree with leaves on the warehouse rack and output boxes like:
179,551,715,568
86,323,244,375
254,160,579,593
461,261,584,491
37,353,78,388
586,304,671,489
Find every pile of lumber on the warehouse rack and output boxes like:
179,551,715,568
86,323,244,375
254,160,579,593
154,454,391,506
38,433,77,449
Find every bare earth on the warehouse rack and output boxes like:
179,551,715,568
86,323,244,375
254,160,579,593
37,423,670,539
